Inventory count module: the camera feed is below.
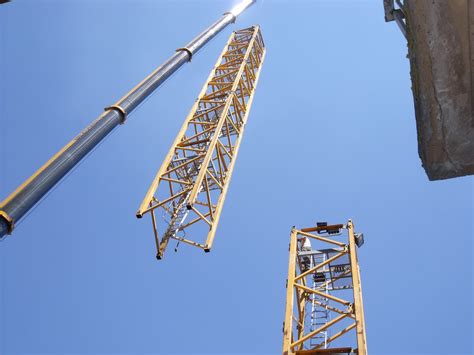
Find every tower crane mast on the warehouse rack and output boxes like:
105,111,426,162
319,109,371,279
282,221,368,355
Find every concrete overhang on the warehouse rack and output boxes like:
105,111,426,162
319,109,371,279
386,0,474,180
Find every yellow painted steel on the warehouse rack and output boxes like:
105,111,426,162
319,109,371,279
282,222,368,355
137,26,265,259
0,210,14,234
283,228,298,355
347,220,368,355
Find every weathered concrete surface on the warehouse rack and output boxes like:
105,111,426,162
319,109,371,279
405,0,474,180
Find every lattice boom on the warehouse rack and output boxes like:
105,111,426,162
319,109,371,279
137,26,265,259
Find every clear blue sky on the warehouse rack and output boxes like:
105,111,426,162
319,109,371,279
0,1,472,354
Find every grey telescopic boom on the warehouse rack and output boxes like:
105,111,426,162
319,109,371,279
0,1,256,238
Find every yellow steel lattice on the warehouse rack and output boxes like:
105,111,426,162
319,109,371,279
282,221,368,355
137,26,265,259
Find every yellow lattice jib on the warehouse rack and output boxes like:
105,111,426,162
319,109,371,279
136,26,266,260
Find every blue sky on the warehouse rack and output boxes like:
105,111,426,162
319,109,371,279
0,1,472,354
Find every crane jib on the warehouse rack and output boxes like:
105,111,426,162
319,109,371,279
0,1,256,239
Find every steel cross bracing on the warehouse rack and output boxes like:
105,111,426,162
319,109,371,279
136,26,265,259
0,1,257,239
282,221,368,355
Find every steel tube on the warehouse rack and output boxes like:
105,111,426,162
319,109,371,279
0,1,255,238
0,219,8,237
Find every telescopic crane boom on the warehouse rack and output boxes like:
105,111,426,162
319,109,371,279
0,0,256,239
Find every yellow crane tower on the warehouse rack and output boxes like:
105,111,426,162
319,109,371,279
282,221,367,355
136,26,265,259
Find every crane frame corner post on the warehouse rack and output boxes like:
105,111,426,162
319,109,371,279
136,26,265,259
282,220,368,355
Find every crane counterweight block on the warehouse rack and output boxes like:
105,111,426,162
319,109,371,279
136,26,266,260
